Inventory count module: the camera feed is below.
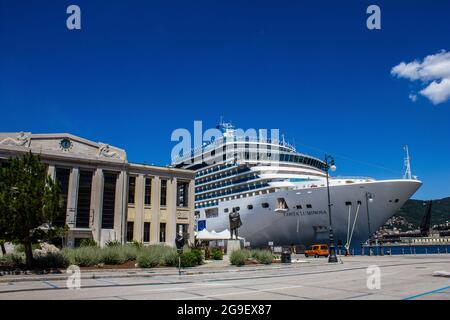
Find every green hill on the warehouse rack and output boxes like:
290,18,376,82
394,197,450,229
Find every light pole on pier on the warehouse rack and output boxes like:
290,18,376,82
324,155,338,263
365,192,374,255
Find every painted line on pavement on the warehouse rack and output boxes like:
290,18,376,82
177,284,304,300
42,281,59,289
403,285,450,300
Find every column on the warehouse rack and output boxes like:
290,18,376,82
188,179,196,244
166,177,177,247
90,168,103,244
114,171,127,243
133,174,145,242
150,176,160,244
66,167,80,228
47,165,56,180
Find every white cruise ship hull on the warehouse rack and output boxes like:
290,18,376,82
199,179,422,247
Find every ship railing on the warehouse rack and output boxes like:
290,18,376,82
171,135,297,164
332,176,375,181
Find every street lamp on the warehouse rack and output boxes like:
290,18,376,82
365,192,374,255
324,155,338,263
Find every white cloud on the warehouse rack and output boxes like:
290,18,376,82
391,50,450,105
408,94,417,102
420,78,450,105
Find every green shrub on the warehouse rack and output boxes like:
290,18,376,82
244,249,253,260
211,247,223,260
180,251,198,268
34,252,70,269
162,248,179,267
105,240,121,247
122,244,139,262
189,248,203,265
204,247,211,260
252,250,273,264
230,250,247,266
101,246,127,265
137,250,160,268
131,240,143,249
0,253,25,268
79,239,97,247
14,243,41,253
62,246,102,267
136,245,175,268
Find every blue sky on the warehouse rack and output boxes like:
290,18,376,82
1,0,449,199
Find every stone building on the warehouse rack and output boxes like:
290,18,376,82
0,132,195,247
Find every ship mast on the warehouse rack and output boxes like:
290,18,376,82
403,145,412,180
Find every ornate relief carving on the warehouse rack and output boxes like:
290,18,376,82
0,132,30,147
99,144,120,159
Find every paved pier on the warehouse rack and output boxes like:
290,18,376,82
0,255,449,300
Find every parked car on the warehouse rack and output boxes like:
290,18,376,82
304,244,329,258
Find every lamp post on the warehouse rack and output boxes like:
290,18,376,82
365,192,374,256
324,155,338,263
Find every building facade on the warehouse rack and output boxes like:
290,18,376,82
0,132,195,247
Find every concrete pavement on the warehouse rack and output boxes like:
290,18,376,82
0,255,449,300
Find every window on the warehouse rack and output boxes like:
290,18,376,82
262,202,269,208
395,199,399,203
126,221,134,242
76,170,93,228
128,176,136,204
160,180,167,206
206,208,219,218
55,168,70,227
160,223,166,242
224,208,229,213
102,172,117,229
143,222,150,242
176,224,189,238
345,201,352,206
177,181,189,207
296,205,302,210
144,178,152,205
247,204,253,210
306,204,312,209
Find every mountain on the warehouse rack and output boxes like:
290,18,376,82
387,197,450,231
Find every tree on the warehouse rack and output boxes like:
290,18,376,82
0,152,64,268
0,240,6,255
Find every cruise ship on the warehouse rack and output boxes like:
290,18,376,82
171,122,422,248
